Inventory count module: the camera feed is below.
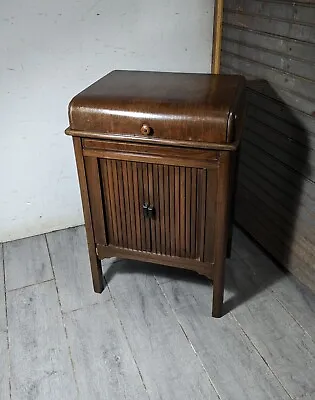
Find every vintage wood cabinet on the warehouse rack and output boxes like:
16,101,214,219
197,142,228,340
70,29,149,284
66,70,246,317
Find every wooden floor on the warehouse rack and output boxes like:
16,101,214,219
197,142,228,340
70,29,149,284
1,226,315,400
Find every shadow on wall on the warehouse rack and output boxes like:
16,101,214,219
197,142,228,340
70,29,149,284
235,79,313,288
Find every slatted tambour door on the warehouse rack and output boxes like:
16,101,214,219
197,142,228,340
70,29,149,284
91,158,217,262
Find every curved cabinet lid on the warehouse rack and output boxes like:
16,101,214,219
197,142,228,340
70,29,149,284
67,70,246,146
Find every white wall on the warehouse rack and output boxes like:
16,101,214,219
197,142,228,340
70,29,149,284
0,0,214,242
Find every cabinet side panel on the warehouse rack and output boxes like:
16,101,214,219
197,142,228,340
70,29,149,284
84,157,107,245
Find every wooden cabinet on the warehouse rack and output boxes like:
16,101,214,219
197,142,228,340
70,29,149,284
67,70,246,317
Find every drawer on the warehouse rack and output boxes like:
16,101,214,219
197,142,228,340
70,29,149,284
84,155,218,262
82,139,219,169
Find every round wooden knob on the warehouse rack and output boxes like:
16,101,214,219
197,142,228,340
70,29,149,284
140,124,152,136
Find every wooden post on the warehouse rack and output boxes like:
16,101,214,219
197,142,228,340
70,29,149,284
211,0,224,74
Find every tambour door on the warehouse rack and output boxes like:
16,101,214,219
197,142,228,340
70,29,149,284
84,155,218,263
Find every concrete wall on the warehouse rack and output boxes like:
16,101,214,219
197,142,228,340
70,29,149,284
0,0,214,242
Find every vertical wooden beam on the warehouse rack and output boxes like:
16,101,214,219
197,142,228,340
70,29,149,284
211,0,224,74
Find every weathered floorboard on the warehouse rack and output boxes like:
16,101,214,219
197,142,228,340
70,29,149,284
46,226,110,313
0,244,6,332
0,332,10,400
233,227,315,342
157,259,291,400
4,235,53,291
103,259,220,400
64,301,149,400
227,232,315,398
233,291,315,399
7,281,78,400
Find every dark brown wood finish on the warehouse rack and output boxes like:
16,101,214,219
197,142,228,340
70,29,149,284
68,71,244,145
164,165,171,256
190,169,197,260
67,70,246,317
153,164,161,255
97,245,214,278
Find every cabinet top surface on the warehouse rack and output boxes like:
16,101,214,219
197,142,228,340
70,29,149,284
67,70,246,146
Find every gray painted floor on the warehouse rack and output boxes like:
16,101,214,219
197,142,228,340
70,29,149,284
1,225,315,400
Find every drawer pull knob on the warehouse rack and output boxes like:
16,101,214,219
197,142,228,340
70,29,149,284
140,124,152,136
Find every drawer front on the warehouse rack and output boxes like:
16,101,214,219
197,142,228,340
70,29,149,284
82,139,219,167
85,156,217,262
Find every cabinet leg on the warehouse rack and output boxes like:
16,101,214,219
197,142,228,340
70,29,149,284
88,250,104,293
212,260,225,318
72,138,105,294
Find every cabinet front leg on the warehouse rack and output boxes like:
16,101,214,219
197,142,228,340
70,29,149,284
212,151,231,318
88,247,104,293
73,137,105,294
212,258,225,318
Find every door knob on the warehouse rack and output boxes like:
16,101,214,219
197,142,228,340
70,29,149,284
143,203,155,218
143,203,149,218
147,205,155,218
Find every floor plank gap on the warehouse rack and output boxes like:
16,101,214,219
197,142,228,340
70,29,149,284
231,312,294,400
3,234,54,291
274,296,315,345
44,234,80,398
46,226,111,313
61,296,113,316
106,283,150,397
7,281,78,399
156,276,222,400
6,278,55,293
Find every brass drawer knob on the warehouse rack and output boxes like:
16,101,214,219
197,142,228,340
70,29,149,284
140,124,152,136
